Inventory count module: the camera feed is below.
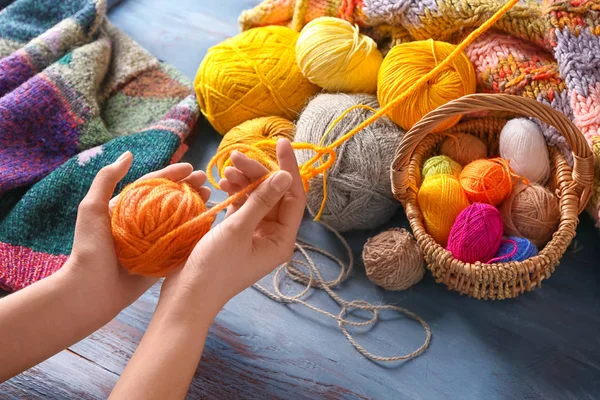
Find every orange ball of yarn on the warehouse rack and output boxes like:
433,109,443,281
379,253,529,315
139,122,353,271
459,158,514,206
111,178,214,277
418,174,470,246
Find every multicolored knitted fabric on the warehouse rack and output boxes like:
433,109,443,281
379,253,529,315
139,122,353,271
0,0,199,291
240,0,600,223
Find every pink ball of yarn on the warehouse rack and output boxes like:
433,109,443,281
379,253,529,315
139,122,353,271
447,203,503,264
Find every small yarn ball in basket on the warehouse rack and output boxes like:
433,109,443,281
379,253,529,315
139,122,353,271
488,236,538,263
362,228,425,291
294,93,402,232
194,26,319,134
377,40,476,132
499,183,560,247
459,158,514,206
499,118,550,184
447,203,503,264
422,155,462,179
296,17,383,93
216,116,295,172
418,174,470,246
440,133,487,165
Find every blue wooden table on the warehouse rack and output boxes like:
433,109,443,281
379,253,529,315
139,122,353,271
2,0,600,398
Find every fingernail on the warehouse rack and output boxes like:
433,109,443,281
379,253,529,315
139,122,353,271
270,171,292,192
232,150,248,159
116,151,130,163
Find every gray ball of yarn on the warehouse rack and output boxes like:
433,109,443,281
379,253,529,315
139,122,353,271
295,93,403,232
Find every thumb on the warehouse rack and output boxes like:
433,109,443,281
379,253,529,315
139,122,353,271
232,171,293,230
79,151,133,216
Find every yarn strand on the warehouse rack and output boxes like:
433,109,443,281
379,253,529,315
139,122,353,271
253,216,432,363
487,239,518,263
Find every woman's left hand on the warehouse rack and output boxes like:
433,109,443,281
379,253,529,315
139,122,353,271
66,152,211,316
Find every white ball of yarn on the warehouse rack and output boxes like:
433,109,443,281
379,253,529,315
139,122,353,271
294,93,403,232
499,118,550,184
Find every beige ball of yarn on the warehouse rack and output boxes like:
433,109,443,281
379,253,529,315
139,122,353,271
295,93,403,232
440,133,488,165
362,228,425,291
499,183,560,247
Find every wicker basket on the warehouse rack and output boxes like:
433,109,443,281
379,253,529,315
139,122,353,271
391,94,594,300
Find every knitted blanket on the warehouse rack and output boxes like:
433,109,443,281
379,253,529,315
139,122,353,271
241,0,600,221
0,0,199,291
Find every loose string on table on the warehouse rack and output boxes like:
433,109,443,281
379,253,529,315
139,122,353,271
205,199,431,362
265,216,432,361
205,0,519,220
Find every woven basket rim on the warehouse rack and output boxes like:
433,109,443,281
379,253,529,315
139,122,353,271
390,93,595,299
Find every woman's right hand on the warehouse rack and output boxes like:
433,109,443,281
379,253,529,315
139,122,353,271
160,139,306,315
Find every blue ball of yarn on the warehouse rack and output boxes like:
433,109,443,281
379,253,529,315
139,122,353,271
489,236,538,263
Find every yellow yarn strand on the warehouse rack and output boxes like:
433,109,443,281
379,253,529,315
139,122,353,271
313,104,378,220
206,0,519,219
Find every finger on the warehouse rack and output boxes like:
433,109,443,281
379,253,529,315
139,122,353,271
81,152,133,214
232,170,292,230
198,187,211,203
230,151,270,181
276,139,304,198
223,166,251,188
229,152,279,222
275,139,306,230
221,178,250,195
139,163,194,182
219,179,248,211
109,163,194,210
181,170,207,191
220,169,253,210
219,178,234,194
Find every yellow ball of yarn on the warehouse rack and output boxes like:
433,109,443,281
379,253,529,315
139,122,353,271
422,155,462,180
296,17,383,94
377,40,476,132
217,116,296,172
418,174,470,246
194,26,319,134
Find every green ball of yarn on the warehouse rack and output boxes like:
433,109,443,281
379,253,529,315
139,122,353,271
422,155,462,180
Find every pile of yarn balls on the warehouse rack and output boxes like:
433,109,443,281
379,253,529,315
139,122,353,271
191,16,510,290
194,16,477,235
112,15,502,287
116,14,560,289
417,117,560,264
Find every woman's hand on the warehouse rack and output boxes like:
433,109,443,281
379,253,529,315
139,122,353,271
160,139,306,316
0,154,212,382
111,139,306,400
66,152,211,316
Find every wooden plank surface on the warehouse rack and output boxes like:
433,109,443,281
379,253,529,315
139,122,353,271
3,0,600,399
